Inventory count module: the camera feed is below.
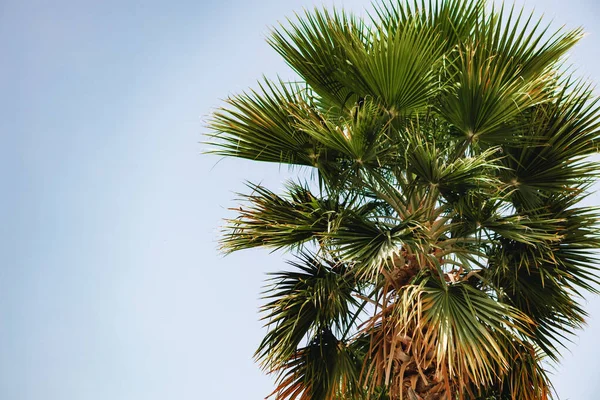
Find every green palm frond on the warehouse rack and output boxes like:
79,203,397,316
478,3,583,81
268,329,364,400
339,16,445,113
549,205,600,291
407,143,504,194
502,80,600,208
437,44,549,142
481,212,563,245
222,182,391,253
412,280,533,388
373,0,486,52
207,79,338,166
256,252,359,371
269,8,369,110
290,98,395,166
221,182,339,252
328,214,424,276
509,269,586,361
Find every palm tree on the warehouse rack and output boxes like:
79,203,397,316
207,1,600,399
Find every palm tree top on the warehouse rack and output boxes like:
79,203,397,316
207,1,600,399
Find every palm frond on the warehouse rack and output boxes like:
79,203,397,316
328,213,424,277
269,8,369,110
502,80,600,209
473,341,552,400
361,277,534,397
222,182,391,253
256,252,359,371
372,0,485,52
407,143,504,195
290,98,396,166
340,15,446,113
437,44,549,142
221,182,337,252
268,329,362,400
478,3,583,81
207,79,340,166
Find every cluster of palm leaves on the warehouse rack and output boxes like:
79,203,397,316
207,0,600,399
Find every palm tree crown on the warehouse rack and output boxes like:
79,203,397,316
207,1,600,399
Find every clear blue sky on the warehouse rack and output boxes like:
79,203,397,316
2,0,599,399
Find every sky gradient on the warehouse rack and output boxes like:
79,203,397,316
3,0,600,399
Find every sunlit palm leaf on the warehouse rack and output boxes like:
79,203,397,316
404,279,534,391
478,3,583,81
437,45,549,142
339,18,445,113
373,0,485,53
